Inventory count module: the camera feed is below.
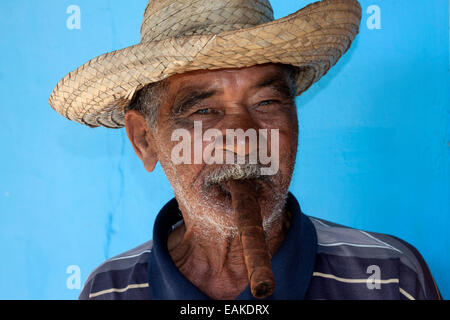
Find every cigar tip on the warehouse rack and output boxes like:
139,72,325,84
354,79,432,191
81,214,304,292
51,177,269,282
251,280,275,299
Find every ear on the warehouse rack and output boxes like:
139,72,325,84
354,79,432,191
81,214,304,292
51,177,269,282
124,110,158,172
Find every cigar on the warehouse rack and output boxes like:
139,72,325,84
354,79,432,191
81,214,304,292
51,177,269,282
226,179,275,299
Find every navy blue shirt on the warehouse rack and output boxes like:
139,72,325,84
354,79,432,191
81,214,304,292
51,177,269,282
80,193,442,300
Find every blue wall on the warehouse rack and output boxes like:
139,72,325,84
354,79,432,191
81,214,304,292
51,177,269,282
0,0,448,300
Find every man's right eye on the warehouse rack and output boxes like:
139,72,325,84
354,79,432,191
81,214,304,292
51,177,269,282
194,108,212,115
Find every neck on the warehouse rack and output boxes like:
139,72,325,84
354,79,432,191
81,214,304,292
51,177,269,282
167,205,291,300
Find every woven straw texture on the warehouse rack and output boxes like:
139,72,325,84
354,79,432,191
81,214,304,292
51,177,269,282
49,0,362,128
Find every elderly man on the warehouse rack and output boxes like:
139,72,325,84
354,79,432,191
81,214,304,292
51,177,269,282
49,0,441,300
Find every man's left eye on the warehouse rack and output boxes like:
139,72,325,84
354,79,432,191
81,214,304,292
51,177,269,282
258,100,277,107
195,108,212,115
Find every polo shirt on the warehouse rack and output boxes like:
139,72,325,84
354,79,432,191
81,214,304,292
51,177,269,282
79,193,442,300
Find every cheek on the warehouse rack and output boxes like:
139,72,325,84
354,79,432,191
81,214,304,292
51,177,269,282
281,107,299,149
276,119,299,174
265,107,298,146
279,131,298,163
258,103,298,132
156,136,200,180
170,164,204,189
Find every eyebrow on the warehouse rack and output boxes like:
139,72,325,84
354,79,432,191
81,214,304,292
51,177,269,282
171,88,219,117
252,72,295,99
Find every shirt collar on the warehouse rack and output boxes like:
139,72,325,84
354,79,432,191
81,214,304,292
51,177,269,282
147,192,317,300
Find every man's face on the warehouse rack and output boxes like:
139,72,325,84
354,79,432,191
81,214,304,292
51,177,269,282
129,64,299,237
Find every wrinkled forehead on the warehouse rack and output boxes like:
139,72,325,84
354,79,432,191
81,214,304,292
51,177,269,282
164,63,295,98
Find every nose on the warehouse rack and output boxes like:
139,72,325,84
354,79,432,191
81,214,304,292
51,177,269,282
217,105,260,159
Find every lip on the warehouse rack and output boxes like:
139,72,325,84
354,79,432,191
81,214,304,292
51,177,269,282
197,164,274,209
217,181,231,197
204,181,232,207
203,178,267,208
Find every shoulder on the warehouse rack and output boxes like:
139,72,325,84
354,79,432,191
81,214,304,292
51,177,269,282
79,240,153,300
307,216,442,300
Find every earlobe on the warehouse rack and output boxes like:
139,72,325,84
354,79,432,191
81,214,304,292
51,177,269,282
142,138,158,172
124,110,159,173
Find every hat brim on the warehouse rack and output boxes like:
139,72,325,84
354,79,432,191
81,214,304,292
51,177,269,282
49,0,361,128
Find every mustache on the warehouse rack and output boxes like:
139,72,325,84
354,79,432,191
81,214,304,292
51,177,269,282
203,163,270,187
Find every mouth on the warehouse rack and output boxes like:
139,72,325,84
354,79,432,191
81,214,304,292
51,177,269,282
204,178,266,209
217,181,231,198
204,180,232,207
198,164,274,209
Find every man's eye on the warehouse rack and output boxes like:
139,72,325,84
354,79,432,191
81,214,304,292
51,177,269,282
194,108,212,115
258,100,278,107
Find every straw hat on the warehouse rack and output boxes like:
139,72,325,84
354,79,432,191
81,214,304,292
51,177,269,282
49,0,362,129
